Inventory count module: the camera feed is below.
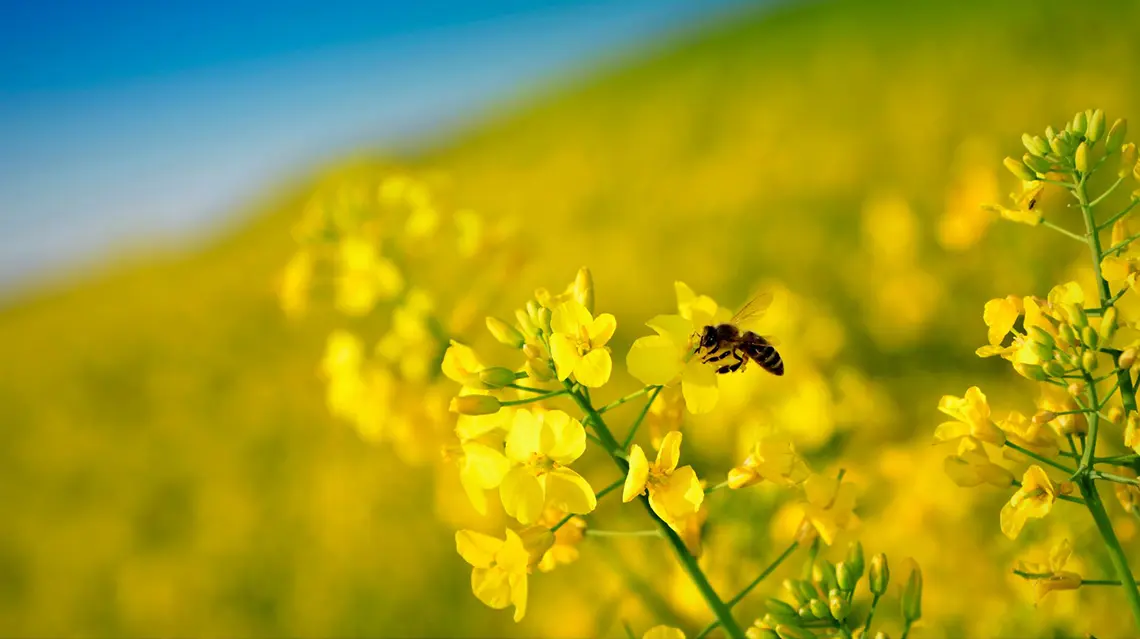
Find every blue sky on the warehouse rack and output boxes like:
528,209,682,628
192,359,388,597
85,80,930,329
0,0,753,293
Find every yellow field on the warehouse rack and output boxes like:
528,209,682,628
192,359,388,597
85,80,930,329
4,0,1140,636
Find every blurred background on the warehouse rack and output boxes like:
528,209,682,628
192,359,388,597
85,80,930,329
3,0,1140,636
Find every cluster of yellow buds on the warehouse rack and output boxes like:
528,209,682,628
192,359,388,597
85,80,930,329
940,110,1140,633
745,543,923,639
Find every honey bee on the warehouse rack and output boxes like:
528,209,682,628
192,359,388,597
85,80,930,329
696,292,784,376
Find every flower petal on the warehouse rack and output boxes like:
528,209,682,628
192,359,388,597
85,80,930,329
549,333,582,381
588,313,617,346
500,467,546,525
456,530,503,568
647,314,696,347
623,445,650,502
462,442,511,489
627,335,684,386
656,431,683,473
574,347,612,388
552,300,593,335
506,410,542,462
643,626,686,639
544,467,597,515
543,410,586,465
681,360,719,414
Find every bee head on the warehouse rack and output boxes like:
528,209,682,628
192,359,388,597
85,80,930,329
699,325,718,350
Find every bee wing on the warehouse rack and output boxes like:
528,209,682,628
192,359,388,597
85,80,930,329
730,291,773,327
759,334,781,347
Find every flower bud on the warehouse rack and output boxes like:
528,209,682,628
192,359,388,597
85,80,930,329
1049,133,1067,156
846,541,865,578
1003,157,1037,182
1032,410,1057,425
1081,325,1100,351
1120,347,1137,369
808,598,829,619
873,632,890,639
1126,413,1140,453
775,625,816,639
1082,349,1098,373
1042,360,1066,377
747,627,780,639
828,592,850,622
836,561,856,591
1109,406,1125,425
1045,125,1056,141
525,358,555,382
1058,323,1078,348
1023,153,1051,175
573,267,595,315
901,561,923,623
1088,109,1106,143
449,394,501,415
526,299,542,325
783,579,807,605
1121,143,1138,178
515,309,537,337
795,580,819,603
1023,133,1050,157
478,367,517,389
537,307,552,334
814,560,839,593
1073,110,1088,135
1075,141,1090,173
1014,362,1048,381
1134,159,1140,181
869,553,889,596
797,604,816,620
1101,307,1119,345
1107,118,1128,151
765,598,800,621
1063,303,1088,330
486,317,525,349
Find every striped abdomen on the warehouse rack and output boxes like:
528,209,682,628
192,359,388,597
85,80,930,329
741,332,784,376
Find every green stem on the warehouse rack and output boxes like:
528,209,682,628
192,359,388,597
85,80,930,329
1090,175,1127,208
1042,220,1087,242
1092,470,1140,487
1095,454,1140,464
1002,441,1075,474
621,385,663,449
1080,372,1101,472
693,541,800,639
901,620,914,639
500,389,568,406
599,385,655,413
1100,199,1140,230
860,593,882,636
1078,476,1140,632
1013,569,1130,586
508,382,557,394
562,380,747,639
586,529,662,538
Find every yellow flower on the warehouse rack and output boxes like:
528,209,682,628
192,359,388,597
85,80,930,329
320,331,367,421
982,296,1021,346
1038,384,1087,436
1126,414,1140,454
442,340,485,388
1016,538,1082,603
534,508,586,573
643,626,686,639
646,385,685,450
628,314,720,413
334,236,404,316
727,429,811,489
458,440,511,515
675,281,731,327
455,529,529,622
1000,465,1058,539
997,411,1060,460
798,473,859,546
943,436,1015,488
934,387,1005,446
548,300,616,387
500,409,596,524
278,250,313,318
623,431,704,532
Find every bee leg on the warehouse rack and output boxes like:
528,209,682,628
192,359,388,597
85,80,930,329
715,351,745,374
704,350,733,363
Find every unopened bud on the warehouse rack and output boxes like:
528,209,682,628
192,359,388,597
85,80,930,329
478,367,517,389
869,553,889,596
747,627,780,639
1081,325,1100,350
515,309,537,337
873,632,890,639
901,561,923,623
1088,109,1106,143
1063,303,1088,329
775,625,816,639
1023,133,1050,157
795,580,819,603
1032,410,1057,425
836,561,856,591
1121,143,1138,178
1101,307,1119,345
1028,326,1055,349
537,307,552,334
765,598,799,621
828,592,850,622
1014,362,1048,381
1023,153,1051,175
783,579,807,605
525,358,555,382
808,598,829,619
449,394,501,416
814,560,839,593
1075,141,1090,173
846,541,865,578
1058,323,1078,347
526,299,542,326
1109,406,1125,425
1003,157,1037,182
1107,119,1128,151
486,317,525,349
1073,110,1088,135
1042,360,1066,377
1126,414,1140,453
797,603,816,620
573,267,594,315
1082,350,1098,373
1120,348,1137,369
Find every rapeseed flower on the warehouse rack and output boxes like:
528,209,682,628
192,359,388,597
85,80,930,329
548,300,616,388
455,529,530,621
500,409,596,524
934,387,1005,446
1000,465,1059,539
623,431,704,532
798,473,859,546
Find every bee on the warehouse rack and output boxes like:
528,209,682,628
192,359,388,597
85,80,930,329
695,292,784,376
